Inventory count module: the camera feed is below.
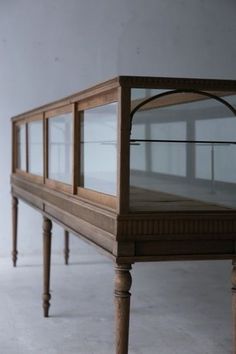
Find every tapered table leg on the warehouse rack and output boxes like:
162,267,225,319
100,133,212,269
42,216,52,318
12,196,18,267
114,264,132,354
64,230,70,265
232,261,236,353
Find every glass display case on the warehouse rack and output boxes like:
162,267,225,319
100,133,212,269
11,76,236,354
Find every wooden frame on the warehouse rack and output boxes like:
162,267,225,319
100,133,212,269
10,76,236,354
14,122,26,173
76,88,118,209
14,113,44,184
45,104,73,194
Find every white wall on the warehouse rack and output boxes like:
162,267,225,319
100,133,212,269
0,0,236,256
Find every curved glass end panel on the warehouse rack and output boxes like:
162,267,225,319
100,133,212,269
80,102,118,196
130,90,236,211
48,113,72,184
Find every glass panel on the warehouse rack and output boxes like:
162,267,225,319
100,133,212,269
80,102,117,195
48,113,72,184
16,124,26,171
131,88,168,108
28,120,43,175
130,90,236,211
196,117,236,183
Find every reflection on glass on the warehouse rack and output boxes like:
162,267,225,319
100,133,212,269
17,124,26,171
130,90,236,211
28,120,43,175
48,113,72,184
131,88,168,101
150,122,186,176
130,124,146,171
196,117,236,184
80,102,117,195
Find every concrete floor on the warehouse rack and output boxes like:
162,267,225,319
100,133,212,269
0,239,232,354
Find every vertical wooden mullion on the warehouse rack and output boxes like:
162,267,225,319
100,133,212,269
25,122,29,172
72,103,78,194
44,116,49,181
117,86,131,214
42,113,46,183
78,110,83,189
11,122,16,173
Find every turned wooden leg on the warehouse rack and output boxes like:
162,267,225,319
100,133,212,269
42,216,52,318
232,260,236,353
114,264,132,354
64,230,70,265
12,196,18,267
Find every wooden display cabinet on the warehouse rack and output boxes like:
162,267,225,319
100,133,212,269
11,76,236,353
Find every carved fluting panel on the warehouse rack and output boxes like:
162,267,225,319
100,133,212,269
118,217,236,238
120,76,236,90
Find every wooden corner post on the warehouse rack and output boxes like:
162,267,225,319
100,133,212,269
114,264,132,354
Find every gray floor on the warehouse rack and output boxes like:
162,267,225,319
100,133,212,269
0,240,232,354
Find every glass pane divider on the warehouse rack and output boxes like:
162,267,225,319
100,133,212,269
72,103,79,195
44,115,49,182
25,123,29,173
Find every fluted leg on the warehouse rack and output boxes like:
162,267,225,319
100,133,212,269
114,264,132,354
232,261,236,353
64,230,70,265
42,216,52,317
12,196,18,267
